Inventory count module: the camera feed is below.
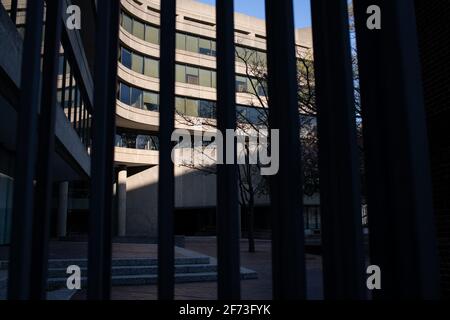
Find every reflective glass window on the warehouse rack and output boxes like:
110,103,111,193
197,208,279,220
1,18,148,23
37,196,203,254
133,20,145,40
144,58,159,78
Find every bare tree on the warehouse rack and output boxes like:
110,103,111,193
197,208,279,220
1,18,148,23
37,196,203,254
175,44,319,252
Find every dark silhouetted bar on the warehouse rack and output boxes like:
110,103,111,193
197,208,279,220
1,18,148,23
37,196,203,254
310,0,366,299
353,0,440,299
7,0,45,300
158,0,176,300
30,0,63,300
216,0,241,300
60,56,67,109
88,0,120,300
10,0,17,24
265,0,306,299
67,71,73,122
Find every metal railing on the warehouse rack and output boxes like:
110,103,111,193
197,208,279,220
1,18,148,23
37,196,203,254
4,0,440,300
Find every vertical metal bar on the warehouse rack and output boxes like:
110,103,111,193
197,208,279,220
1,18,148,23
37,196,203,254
88,0,120,300
80,103,85,143
67,71,73,122
10,0,18,24
157,0,176,301
30,0,63,300
83,107,88,147
310,0,366,299
216,0,241,300
353,0,440,298
73,89,80,134
7,0,45,300
61,55,67,109
265,0,306,299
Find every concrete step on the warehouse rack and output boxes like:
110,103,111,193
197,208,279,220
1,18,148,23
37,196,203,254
47,264,218,278
47,268,258,290
0,257,210,270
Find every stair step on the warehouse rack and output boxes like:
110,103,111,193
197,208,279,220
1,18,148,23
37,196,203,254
47,269,258,289
47,264,218,278
0,257,210,270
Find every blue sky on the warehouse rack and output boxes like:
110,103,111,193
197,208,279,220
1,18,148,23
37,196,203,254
196,0,312,29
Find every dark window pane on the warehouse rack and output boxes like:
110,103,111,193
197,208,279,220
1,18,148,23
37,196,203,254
121,47,132,69
131,87,143,108
199,100,214,118
120,83,131,105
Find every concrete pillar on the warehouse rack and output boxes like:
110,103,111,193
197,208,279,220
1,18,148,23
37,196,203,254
57,181,69,238
117,167,127,237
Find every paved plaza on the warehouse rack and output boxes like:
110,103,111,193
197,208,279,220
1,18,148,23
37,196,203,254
1,238,324,300
71,237,324,300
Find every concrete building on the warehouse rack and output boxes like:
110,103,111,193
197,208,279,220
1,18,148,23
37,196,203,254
114,0,317,238
0,0,317,242
0,0,95,243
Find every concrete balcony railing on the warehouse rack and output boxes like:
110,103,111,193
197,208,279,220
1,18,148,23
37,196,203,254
115,147,159,167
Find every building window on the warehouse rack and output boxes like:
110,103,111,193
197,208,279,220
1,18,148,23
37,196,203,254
120,47,132,69
176,64,186,83
199,100,215,119
175,97,186,114
211,40,217,56
186,35,199,53
145,25,159,44
119,83,131,105
132,20,145,40
199,69,212,87
144,57,159,78
121,12,133,34
257,80,267,96
236,76,248,93
246,78,257,95
211,71,216,88
199,38,212,55
143,91,159,111
185,98,199,117
257,51,267,64
186,66,199,85
176,33,186,51
131,53,144,73
236,106,266,124
131,87,143,108
116,130,159,151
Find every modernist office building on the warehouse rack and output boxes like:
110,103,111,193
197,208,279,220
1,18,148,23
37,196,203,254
104,0,318,238
1,0,96,245
1,0,318,242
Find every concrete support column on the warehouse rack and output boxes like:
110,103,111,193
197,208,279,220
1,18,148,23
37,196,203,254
117,167,127,237
57,181,69,238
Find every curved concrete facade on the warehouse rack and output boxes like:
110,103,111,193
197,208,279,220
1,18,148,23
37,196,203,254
115,0,313,237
